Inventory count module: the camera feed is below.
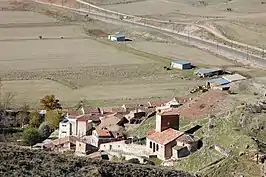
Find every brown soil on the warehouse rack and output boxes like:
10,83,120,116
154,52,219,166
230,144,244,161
177,90,227,119
87,29,108,37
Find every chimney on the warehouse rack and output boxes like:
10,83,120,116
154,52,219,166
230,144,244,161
98,107,104,115
155,113,162,132
81,106,85,115
122,104,127,112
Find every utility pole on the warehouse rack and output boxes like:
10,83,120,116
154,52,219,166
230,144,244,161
187,31,190,42
262,47,265,58
61,0,63,7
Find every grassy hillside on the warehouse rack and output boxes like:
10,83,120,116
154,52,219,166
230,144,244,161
0,143,197,177
130,104,265,177
174,105,265,177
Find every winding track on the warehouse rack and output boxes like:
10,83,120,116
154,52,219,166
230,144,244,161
76,0,265,54
33,0,266,68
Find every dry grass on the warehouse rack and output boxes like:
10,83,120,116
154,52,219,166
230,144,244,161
129,41,234,66
0,4,205,107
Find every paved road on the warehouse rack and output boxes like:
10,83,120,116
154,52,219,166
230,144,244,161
34,0,266,68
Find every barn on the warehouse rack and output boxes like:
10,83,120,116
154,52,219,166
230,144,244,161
171,60,192,70
108,32,126,42
207,78,230,87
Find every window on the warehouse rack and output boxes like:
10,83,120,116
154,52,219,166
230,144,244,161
150,141,152,148
118,145,120,148
156,144,159,151
62,131,67,133
62,124,67,127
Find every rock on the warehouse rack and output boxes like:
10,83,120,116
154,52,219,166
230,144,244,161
239,151,244,156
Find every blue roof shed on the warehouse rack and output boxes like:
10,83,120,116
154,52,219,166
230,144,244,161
207,78,230,86
171,60,192,70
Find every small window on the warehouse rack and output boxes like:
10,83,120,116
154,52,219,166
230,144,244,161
62,125,67,127
156,144,159,151
62,131,67,133
118,145,120,148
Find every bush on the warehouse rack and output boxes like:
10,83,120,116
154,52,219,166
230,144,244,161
126,158,140,164
45,110,63,130
29,111,41,128
38,122,52,140
23,128,41,146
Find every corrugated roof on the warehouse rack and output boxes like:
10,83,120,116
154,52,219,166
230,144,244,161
172,60,191,65
207,78,230,86
222,74,246,82
111,32,125,38
147,128,184,145
195,68,222,74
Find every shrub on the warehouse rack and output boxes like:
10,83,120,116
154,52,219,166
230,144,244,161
23,128,40,146
127,158,140,164
29,111,41,128
38,122,52,140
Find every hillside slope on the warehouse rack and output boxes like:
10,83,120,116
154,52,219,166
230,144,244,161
0,144,197,177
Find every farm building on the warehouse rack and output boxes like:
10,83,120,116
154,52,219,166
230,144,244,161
108,32,126,41
211,85,230,91
222,74,246,82
194,68,223,78
171,60,192,70
207,78,230,88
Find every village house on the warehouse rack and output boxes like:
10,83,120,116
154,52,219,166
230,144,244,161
59,106,110,138
90,128,124,147
59,115,94,138
146,108,200,160
51,136,80,152
46,135,98,155
98,108,200,162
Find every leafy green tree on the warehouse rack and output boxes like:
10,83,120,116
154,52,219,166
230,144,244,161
29,111,41,128
38,122,52,140
40,95,62,110
23,128,40,146
45,110,62,130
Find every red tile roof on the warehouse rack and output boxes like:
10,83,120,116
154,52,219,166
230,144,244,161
96,128,112,137
147,128,184,145
76,115,91,122
146,129,156,136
